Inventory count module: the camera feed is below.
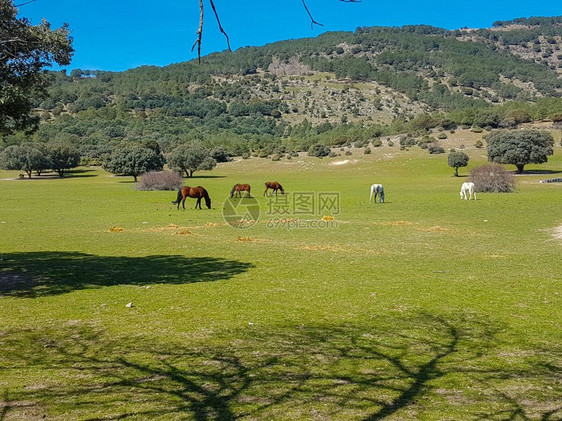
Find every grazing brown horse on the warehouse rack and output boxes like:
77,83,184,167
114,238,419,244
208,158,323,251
230,184,251,198
172,186,211,209
264,181,285,196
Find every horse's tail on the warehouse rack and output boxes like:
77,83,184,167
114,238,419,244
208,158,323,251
172,188,182,204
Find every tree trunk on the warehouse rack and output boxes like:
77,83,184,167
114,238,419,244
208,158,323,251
26,170,32,179
133,175,138,182
516,164,525,174
454,167,459,177
190,170,194,177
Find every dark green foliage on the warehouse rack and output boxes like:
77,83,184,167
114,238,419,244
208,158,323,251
448,151,470,176
167,145,216,178
486,129,554,173
399,136,416,147
103,144,164,181
0,1,73,135
428,143,445,154
0,142,50,178
308,144,330,158
46,142,81,177
210,147,229,163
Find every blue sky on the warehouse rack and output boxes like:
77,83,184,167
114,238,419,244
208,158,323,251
18,0,562,72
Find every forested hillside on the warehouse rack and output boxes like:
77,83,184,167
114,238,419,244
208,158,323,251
3,18,562,158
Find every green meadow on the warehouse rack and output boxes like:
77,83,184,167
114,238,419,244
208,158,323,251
0,144,561,420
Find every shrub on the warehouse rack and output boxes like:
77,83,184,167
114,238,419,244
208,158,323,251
475,140,484,148
271,154,281,161
136,171,183,191
364,147,372,154
387,140,394,147
448,151,469,176
210,147,230,162
345,150,352,156
242,153,250,159
471,126,483,133
549,112,562,123
308,143,330,158
328,151,338,158
469,163,516,193
437,133,448,140
372,138,382,147
428,143,445,154
399,136,416,147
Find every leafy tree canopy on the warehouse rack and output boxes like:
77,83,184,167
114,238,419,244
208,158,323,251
447,151,470,176
1,1,73,135
486,129,554,173
103,144,164,181
167,145,217,178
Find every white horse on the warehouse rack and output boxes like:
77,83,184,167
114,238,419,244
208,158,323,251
369,184,385,203
460,182,476,200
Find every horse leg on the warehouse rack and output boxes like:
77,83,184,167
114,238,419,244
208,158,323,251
369,190,374,204
264,187,268,196
182,197,186,209
196,197,202,209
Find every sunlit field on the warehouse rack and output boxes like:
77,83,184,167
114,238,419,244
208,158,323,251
1,144,561,420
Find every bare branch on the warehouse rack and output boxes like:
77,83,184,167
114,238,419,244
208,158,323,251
14,0,37,7
192,0,359,62
191,0,204,63
301,0,324,29
209,0,231,52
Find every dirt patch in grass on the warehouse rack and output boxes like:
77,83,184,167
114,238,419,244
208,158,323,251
383,220,415,226
175,230,193,235
417,225,450,232
301,244,348,252
144,223,180,232
551,225,562,241
235,237,263,242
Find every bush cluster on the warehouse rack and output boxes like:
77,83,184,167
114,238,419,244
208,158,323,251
136,171,183,191
469,163,516,193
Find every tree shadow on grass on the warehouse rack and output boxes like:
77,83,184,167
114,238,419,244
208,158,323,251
0,313,560,420
515,169,562,175
0,251,253,298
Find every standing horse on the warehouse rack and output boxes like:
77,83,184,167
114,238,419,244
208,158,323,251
369,184,385,203
230,184,251,198
172,186,211,209
264,181,285,196
460,182,476,200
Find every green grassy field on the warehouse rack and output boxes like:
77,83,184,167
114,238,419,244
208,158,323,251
1,144,561,420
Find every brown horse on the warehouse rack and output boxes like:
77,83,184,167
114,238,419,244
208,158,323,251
264,181,285,196
172,186,211,209
230,184,251,198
